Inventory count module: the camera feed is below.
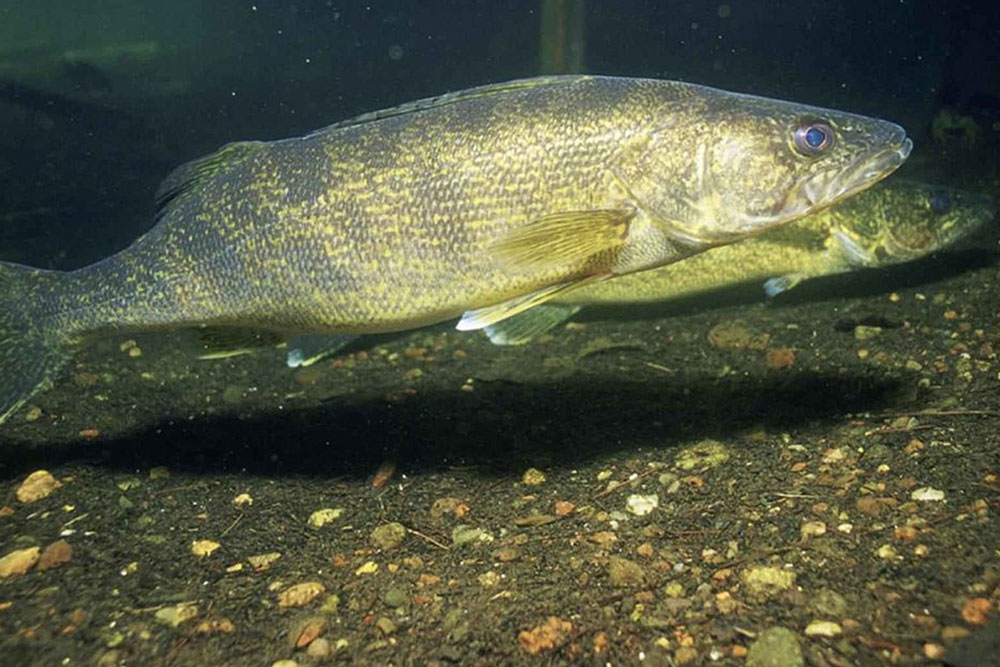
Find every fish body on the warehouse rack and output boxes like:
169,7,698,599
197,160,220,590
0,75,910,422
483,180,992,345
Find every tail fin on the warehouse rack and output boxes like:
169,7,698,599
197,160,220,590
0,261,74,425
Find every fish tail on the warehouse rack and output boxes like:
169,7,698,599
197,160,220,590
0,261,76,425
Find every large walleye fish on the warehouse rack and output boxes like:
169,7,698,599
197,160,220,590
0,75,910,422
479,180,993,344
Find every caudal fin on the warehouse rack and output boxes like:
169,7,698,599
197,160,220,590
0,261,74,425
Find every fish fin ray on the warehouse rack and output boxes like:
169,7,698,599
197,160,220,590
457,276,603,331
286,334,360,368
309,76,592,136
195,327,285,360
833,229,878,267
763,274,804,297
484,304,582,346
492,209,634,272
0,262,74,425
154,141,268,217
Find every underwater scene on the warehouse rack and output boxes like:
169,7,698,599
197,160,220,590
0,1,998,665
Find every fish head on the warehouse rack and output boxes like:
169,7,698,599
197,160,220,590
616,86,913,249
829,181,995,266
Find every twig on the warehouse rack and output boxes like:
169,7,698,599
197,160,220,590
220,512,243,537
593,468,659,500
859,635,918,655
644,361,674,373
878,409,1000,418
405,526,450,550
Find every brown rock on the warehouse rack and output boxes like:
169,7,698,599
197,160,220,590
518,617,572,654
277,582,325,608
38,541,72,570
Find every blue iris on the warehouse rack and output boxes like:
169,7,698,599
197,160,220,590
804,126,827,149
930,194,952,214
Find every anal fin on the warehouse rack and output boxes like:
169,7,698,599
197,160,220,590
196,327,285,360
457,275,604,331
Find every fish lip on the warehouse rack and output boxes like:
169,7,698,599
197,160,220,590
805,136,913,209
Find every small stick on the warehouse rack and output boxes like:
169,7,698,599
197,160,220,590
405,526,450,550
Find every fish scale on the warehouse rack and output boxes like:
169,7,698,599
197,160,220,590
0,74,910,423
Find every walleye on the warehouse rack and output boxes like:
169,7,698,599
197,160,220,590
482,180,991,345
0,75,910,422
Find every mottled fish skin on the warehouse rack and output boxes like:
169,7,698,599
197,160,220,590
547,179,992,307
0,75,910,423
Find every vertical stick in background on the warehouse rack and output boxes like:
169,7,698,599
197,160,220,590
540,0,586,74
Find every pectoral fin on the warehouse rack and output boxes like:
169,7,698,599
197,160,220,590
492,208,634,272
833,229,878,267
196,327,285,360
457,276,604,331
484,304,582,345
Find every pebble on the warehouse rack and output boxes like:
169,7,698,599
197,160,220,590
607,556,646,586
375,617,396,636
306,637,331,658
910,487,946,501
38,540,72,570
371,522,407,550
148,466,170,480
308,508,343,528
277,581,325,608
383,587,409,608
741,566,795,599
355,561,378,575
16,470,62,503
876,544,901,560
0,546,40,578
232,493,254,506
746,626,804,667
522,468,546,485
190,540,220,558
800,521,827,538
804,620,842,637
807,589,848,617
248,552,281,570
854,325,882,340
674,439,730,471
451,524,494,546
626,494,658,516
154,603,198,627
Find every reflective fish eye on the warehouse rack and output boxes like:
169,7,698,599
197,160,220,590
793,122,835,156
930,193,952,214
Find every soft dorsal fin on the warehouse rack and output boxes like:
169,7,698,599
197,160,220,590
307,75,592,137
154,141,268,218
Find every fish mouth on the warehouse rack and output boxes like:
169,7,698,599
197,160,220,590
803,137,913,210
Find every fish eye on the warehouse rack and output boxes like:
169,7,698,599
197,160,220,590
793,121,835,156
930,193,952,214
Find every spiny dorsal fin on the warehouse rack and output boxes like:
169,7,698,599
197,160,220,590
154,141,268,217
457,275,605,331
492,208,634,273
308,75,592,136
484,304,582,346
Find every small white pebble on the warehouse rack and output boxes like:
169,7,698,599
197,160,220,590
910,487,946,502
